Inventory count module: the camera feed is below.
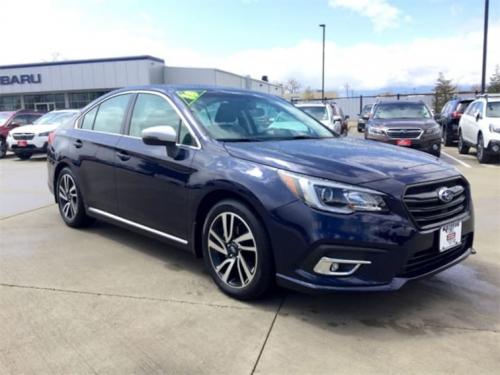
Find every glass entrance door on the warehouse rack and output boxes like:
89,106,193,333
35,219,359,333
34,102,56,112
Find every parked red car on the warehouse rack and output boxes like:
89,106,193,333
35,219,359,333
0,110,43,158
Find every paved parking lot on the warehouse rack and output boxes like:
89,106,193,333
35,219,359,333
1,137,499,374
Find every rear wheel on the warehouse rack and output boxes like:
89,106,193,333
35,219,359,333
56,168,94,228
202,200,273,300
477,134,492,164
16,152,32,160
0,138,7,158
442,125,453,146
457,131,469,154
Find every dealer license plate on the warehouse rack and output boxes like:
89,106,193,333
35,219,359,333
396,139,412,146
17,140,28,147
439,221,462,252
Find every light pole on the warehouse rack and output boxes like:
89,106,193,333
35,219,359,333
319,24,326,101
481,0,489,93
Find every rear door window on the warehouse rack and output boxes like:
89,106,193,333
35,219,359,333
92,94,131,134
80,107,98,130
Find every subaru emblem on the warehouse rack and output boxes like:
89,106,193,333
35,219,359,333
438,187,454,203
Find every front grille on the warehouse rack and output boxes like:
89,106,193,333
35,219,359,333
398,235,471,278
12,133,35,140
403,177,469,230
386,128,422,139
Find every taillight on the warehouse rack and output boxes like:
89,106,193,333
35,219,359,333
48,131,56,145
451,111,462,119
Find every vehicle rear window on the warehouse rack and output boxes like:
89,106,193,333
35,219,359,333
456,101,473,113
373,102,432,119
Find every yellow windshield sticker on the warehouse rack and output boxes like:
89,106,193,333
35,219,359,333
176,90,206,106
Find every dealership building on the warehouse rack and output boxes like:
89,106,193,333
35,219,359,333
0,55,283,112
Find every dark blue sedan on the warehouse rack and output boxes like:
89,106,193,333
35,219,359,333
47,85,474,299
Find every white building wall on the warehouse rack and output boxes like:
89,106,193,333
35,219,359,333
0,58,164,94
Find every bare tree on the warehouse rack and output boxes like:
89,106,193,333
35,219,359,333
285,78,302,94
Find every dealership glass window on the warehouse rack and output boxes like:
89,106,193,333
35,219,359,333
24,93,65,110
92,94,131,134
0,96,22,111
68,91,108,109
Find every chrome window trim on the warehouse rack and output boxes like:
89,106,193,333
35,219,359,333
88,207,188,245
74,90,202,150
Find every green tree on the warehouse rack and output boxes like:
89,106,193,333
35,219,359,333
487,65,500,93
432,73,456,113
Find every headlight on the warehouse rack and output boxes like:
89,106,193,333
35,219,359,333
489,124,500,133
278,170,388,214
425,125,441,135
367,125,386,135
38,131,51,137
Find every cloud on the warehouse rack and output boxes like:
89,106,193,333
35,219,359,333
0,0,499,92
328,0,404,32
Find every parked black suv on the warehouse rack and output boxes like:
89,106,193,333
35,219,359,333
435,98,474,146
365,100,441,157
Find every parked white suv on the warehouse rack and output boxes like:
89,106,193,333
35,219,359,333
295,102,348,136
7,109,79,159
458,95,500,163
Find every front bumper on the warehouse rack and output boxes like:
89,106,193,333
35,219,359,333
366,133,441,154
269,196,474,293
8,137,48,154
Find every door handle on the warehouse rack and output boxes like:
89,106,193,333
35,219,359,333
73,139,83,148
117,150,131,161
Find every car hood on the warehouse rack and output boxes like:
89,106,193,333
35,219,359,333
224,137,452,185
9,124,59,134
370,118,438,128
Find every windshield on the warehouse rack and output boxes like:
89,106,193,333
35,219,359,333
373,102,431,119
0,112,14,124
298,106,328,122
486,102,500,118
33,111,78,125
361,105,372,115
178,91,334,141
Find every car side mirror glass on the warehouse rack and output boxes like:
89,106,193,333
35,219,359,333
141,125,178,157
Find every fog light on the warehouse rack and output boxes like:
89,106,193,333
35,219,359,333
492,144,499,153
313,257,371,276
432,144,439,151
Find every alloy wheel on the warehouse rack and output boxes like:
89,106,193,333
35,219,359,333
207,212,258,288
58,174,78,221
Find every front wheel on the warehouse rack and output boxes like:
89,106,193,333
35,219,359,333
457,131,469,155
477,134,492,164
0,138,7,158
202,200,274,300
56,168,94,228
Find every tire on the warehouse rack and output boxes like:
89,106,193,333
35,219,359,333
16,152,32,160
202,199,274,300
0,138,7,158
457,131,469,155
56,167,94,228
442,125,453,147
476,134,492,164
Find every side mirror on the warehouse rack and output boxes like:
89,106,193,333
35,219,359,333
475,112,482,122
344,115,350,120
8,122,21,128
142,125,178,157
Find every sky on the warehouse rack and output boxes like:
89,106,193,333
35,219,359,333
1,0,499,93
